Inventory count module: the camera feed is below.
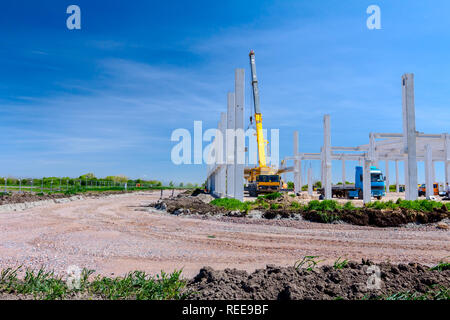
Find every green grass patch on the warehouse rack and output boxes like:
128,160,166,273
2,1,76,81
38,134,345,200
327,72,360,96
294,256,323,272
306,200,342,212
333,257,348,270
270,203,281,210
290,201,302,209
431,260,450,271
259,192,282,200
384,286,449,300
366,199,445,212
210,198,252,212
0,267,188,300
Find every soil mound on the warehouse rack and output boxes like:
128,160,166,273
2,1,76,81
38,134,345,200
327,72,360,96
151,194,449,227
187,261,450,300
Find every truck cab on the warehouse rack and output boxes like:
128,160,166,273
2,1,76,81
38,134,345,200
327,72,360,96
349,166,386,200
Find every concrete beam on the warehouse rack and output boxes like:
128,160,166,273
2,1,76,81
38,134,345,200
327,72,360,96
402,73,418,200
234,69,245,201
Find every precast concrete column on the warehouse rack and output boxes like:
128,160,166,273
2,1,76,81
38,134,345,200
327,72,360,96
363,158,372,204
342,159,346,185
218,112,227,197
445,133,450,187
385,160,390,193
432,161,436,185
364,133,376,203
293,131,301,194
323,115,332,200
307,166,313,195
425,144,433,198
402,73,418,200
226,92,235,198
395,160,400,193
234,69,245,201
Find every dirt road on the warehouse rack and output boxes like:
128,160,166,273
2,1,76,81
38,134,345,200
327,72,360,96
0,191,448,278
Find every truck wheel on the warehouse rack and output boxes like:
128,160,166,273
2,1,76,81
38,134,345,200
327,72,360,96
377,196,381,200
358,190,363,200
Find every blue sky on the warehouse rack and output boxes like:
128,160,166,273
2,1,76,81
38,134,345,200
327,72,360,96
0,1,449,184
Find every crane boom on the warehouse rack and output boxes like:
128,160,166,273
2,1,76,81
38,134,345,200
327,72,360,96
249,50,267,168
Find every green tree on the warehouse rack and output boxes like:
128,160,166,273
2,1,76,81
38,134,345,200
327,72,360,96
79,173,96,179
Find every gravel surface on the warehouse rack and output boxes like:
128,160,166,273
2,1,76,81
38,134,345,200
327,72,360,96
0,191,448,278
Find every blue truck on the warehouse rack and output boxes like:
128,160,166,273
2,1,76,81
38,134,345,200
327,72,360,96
320,166,386,200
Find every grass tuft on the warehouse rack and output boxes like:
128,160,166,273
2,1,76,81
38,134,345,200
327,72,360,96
0,267,189,300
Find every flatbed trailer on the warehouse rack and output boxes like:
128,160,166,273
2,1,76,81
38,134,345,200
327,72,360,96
318,166,386,200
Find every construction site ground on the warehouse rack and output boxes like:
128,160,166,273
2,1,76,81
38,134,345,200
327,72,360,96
0,190,448,280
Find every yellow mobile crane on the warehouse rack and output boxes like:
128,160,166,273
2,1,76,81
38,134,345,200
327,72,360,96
246,50,282,197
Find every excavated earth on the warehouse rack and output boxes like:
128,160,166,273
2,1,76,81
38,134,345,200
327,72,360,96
187,261,450,300
152,192,450,228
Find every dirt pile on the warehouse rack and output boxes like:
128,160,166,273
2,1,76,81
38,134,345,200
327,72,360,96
187,261,450,300
153,193,225,216
151,194,449,228
300,207,449,227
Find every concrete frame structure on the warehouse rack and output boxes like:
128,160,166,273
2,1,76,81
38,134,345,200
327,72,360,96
283,73,449,203
207,72,448,203
206,69,245,201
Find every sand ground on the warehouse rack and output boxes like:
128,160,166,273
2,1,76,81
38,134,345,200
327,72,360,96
0,190,448,278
